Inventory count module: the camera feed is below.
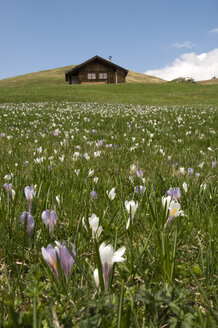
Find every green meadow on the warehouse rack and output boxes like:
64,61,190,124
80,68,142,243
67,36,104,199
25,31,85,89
0,69,217,327
0,82,218,105
0,66,218,105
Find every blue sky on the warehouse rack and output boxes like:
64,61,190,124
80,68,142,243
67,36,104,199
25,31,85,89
1,0,218,80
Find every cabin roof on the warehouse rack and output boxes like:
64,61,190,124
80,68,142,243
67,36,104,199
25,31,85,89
65,55,129,77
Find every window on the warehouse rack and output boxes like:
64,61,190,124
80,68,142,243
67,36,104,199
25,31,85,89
99,72,107,80
87,73,96,80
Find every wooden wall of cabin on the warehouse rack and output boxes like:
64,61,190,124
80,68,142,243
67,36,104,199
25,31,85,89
78,62,116,84
117,69,126,83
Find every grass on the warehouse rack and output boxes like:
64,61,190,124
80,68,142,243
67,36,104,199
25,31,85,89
0,65,218,105
0,65,217,327
0,81,218,105
0,102,217,327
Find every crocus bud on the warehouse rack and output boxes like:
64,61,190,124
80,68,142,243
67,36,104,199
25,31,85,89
21,211,35,237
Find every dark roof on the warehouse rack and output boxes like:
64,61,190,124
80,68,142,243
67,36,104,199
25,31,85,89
65,55,128,79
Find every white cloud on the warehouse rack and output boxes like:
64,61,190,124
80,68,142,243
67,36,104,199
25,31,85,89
145,48,218,81
209,28,218,34
172,41,195,49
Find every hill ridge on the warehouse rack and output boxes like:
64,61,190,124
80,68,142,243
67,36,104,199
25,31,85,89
0,65,166,86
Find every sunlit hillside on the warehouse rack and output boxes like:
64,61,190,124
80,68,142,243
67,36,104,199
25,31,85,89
198,78,218,85
0,66,165,86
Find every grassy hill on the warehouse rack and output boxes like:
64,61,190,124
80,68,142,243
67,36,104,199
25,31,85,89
0,65,218,106
198,78,218,85
0,65,165,87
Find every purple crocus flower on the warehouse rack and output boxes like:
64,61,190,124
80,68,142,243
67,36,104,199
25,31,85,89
90,190,97,200
3,183,15,200
20,211,35,237
167,188,174,197
212,161,216,168
42,210,58,235
41,242,76,282
135,185,146,195
188,167,194,175
173,187,181,200
23,161,29,166
59,242,76,281
24,186,36,212
167,187,181,200
97,140,104,147
136,169,143,178
195,173,200,180
41,244,60,281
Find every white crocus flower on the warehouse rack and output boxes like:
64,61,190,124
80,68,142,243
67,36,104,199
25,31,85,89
88,169,94,177
93,268,100,288
82,217,88,231
162,195,172,212
182,182,188,193
164,200,184,230
169,201,184,218
106,188,116,200
98,242,126,290
88,214,103,238
130,164,137,175
179,167,185,175
125,200,138,229
125,200,138,218
56,195,61,206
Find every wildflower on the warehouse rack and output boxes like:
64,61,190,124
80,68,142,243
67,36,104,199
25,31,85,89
135,185,146,195
106,188,116,200
3,183,15,200
162,196,172,214
88,214,103,238
42,210,58,235
24,186,36,212
179,167,185,175
4,173,13,181
200,183,207,191
84,153,90,161
182,182,188,193
56,195,60,206
94,242,126,290
56,241,76,282
164,200,184,230
74,169,80,176
94,151,101,157
188,168,194,175
167,187,181,200
41,241,76,282
93,268,100,288
93,177,98,184
20,211,35,237
212,161,216,168
130,164,137,175
136,169,143,178
97,139,104,147
125,200,138,229
90,190,97,200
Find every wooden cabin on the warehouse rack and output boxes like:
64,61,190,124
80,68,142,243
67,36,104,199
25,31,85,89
65,55,128,84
